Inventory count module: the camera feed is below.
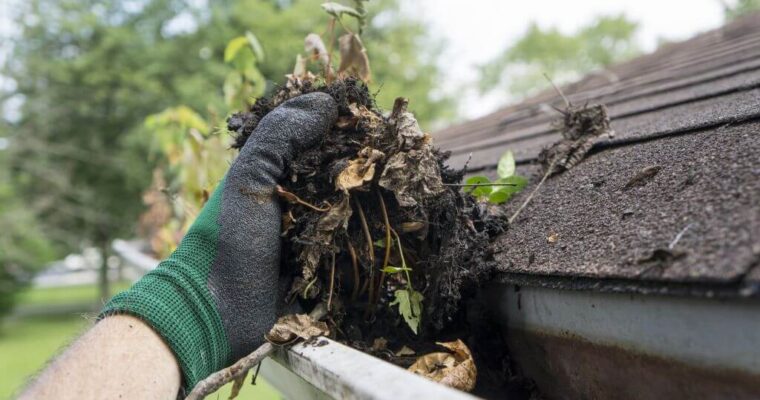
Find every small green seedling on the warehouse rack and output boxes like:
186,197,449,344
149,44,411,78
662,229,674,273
463,150,528,204
386,233,423,334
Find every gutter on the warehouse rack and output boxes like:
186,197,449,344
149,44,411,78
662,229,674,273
490,283,760,399
111,240,478,399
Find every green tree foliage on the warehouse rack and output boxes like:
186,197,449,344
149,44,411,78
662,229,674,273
213,0,455,124
0,138,57,319
722,0,760,20
479,14,640,98
0,0,453,312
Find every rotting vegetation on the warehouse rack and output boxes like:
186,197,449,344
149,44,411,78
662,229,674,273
188,2,614,399
232,76,508,330
229,76,510,385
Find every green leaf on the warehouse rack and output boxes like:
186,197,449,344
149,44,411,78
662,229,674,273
463,175,491,194
390,289,424,334
493,175,528,193
497,150,516,178
321,2,363,19
488,175,528,204
488,190,511,204
373,239,386,248
245,31,265,62
224,36,249,63
382,265,411,274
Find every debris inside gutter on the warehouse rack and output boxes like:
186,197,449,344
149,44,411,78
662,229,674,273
222,66,618,399
227,75,536,397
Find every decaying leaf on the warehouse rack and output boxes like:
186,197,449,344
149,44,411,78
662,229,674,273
390,289,423,334
408,339,476,392
304,33,330,66
395,345,416,356
298,194,352,280
335,147,385,191
281,211,296,236
400,221,426,233
321,2,363,19
338,33,371,81
265,313,330,345
379,149,444,207
540,103,612,175
371,337,388,351
378,99,444,207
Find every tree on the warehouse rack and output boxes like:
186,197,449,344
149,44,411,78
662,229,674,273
722,0,760,20
478,14,640,99
1,0,453,303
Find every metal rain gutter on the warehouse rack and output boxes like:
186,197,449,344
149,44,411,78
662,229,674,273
111,240,478,399
491,283,760,399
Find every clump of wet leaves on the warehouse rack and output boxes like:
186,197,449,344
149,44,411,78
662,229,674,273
228,76,506,353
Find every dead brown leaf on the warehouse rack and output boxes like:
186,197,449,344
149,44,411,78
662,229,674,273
338,33,371,81
335,147,385,191
546,231,559,244
395,345,416,357
299,194,352,280
305,33,329,66
408,339,476,392
265,313,330,345
371,337,388,351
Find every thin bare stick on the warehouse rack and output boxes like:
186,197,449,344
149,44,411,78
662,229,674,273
327,249,336,311
354,197,375,316
543,73,570,107
185,343,274,400
275,186,331,212
508,158,557,225
185,305,328,400
372,191,392,311
347,241,360,301
444,183,519,187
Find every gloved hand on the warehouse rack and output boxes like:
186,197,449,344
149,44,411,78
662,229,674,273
102,93,338,390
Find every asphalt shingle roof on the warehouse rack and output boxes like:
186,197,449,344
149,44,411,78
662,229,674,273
434,13,760,295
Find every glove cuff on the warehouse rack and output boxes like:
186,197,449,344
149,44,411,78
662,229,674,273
101,183,231,390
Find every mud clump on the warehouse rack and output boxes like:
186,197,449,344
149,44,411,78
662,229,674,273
228,78,509,393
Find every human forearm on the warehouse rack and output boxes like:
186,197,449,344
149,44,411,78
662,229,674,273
19,315,181,400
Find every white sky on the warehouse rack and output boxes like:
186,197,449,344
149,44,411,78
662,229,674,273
0,0,729,123
406,0,726,119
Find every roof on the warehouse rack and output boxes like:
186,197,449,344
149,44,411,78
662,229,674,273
434,13,760,296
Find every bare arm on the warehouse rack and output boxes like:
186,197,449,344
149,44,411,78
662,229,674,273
20,315,181,400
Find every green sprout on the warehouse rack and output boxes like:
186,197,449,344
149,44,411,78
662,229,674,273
463,150,528,204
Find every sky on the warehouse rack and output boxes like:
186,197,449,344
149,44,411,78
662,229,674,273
0,0,729,123
406,0,726,119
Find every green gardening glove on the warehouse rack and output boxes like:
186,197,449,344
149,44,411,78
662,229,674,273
102,93,338,390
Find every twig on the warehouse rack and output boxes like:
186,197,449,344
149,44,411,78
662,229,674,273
391,229,413,291
185,343,274,400
354,197,375,317
347,240,360,301
544,73,570,108
508,158,557,225
443,183,519,187
669,223,693,249
185,305,328,400
275,186,331,212
372,191,392,312
327,249,336,311
250,362,262,385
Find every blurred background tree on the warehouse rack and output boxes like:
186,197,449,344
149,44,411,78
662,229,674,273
722,0,760,19
478,14,640,99
0,0,454,314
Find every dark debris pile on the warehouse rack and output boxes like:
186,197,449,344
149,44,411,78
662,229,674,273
228,78,506,350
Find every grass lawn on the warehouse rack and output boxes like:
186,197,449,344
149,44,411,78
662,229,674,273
17,281,133,307
1,283,281,399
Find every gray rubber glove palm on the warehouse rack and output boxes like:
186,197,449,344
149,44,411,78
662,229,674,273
102,92,338,389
